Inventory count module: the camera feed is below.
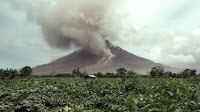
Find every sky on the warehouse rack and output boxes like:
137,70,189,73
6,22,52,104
0,0,200,69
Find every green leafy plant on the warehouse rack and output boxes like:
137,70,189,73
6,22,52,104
1,73,200,111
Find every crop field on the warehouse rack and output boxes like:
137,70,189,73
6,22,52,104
1,76,200,112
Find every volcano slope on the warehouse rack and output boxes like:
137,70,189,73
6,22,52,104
33,41,181,75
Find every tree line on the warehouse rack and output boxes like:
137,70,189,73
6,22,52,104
54,67,199,78
150,66,198,78
52,68,140,78
1,66,199,79
0,66,32,79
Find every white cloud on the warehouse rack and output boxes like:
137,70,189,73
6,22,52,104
144,29,200,68
148,44,196,65
192,29,200,36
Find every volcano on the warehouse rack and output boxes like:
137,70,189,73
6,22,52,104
33,41,181,75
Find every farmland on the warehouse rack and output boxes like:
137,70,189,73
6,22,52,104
1,76,200,112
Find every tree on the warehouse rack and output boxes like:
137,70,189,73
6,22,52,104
96,72,104,78
179,69,197,78
72,68,81,76
105,72,115,78
0,69,4,79
9,69,18,79
116,68,127,77
164,71,172,78
20,66,32,76
3,69,10,78
80,71,88,78
150,66,164,77
191,70,197,77
127,70,138,78
0,68,19,79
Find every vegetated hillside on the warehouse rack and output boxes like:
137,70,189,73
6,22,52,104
33,41,182,75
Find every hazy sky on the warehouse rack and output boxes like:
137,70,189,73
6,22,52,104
1,0,200,69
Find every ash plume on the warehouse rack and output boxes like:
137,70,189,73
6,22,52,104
40,0,114,66
12,0,116,67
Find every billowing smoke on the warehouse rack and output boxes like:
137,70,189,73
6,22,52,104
11,0,117,66
40,0,114,66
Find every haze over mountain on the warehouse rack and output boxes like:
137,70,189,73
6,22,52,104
33,41,181,75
